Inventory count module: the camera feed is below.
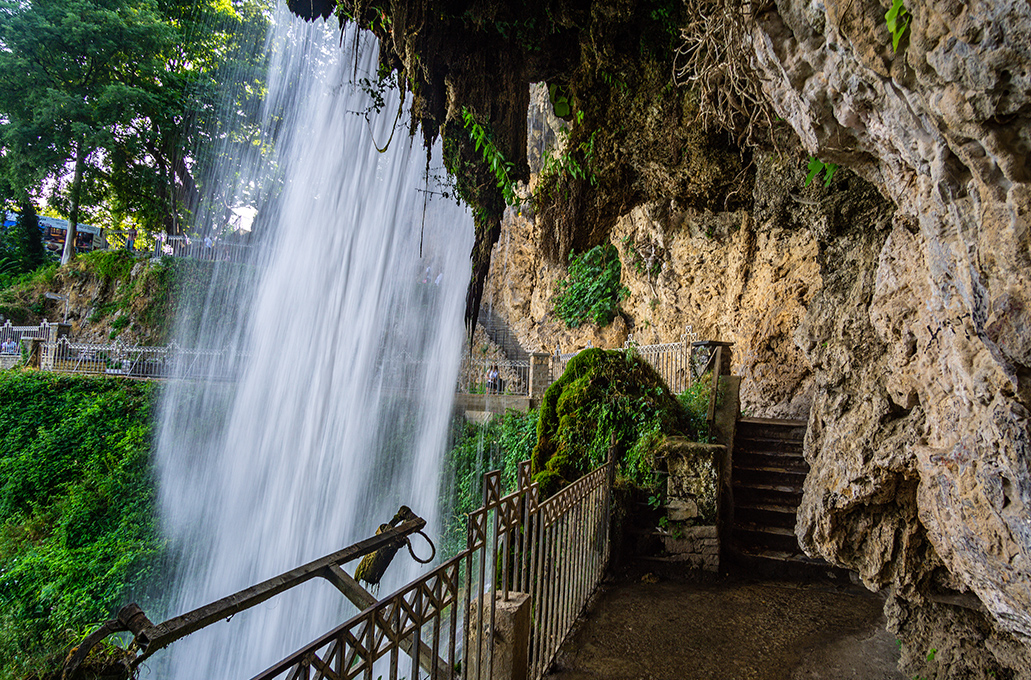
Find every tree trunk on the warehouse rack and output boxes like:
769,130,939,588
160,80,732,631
61,139,85,265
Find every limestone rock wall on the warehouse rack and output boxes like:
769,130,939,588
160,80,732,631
745,0,1031,672
484,154,888,421
482,0,1031,673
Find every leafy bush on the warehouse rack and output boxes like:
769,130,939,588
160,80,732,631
76,250,135,282
553,244,628,328
440,409,539,556
0,372,163,680
532,348,693,496
677,378,713,443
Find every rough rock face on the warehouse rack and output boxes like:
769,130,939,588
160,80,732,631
485,149,889,421
744,0,1031,670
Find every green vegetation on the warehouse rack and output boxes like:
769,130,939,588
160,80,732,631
553,244,628,329
805,157,839,188
0,0,270,258
0,371,163,680
440,409,539,556
548,83,572,119
537,120,598,197
461,108,518,206
0,251,236,344
532,348,699,497
885,0,912,52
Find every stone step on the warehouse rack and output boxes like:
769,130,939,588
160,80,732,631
733,480,804,508
733,449,809,472
725,546,855,582
734,502,798,529
732,521,801,552
732,464,808,489
734,436,805,455
735,418,807,442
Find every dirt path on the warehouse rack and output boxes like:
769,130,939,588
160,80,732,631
545,571,905,680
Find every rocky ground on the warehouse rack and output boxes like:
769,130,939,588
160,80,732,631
546,567,904,680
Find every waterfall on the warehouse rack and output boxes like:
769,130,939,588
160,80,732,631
153,11,472,678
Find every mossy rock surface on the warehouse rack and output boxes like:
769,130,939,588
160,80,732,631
531,348,696,496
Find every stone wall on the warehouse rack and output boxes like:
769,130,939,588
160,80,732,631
657,438,724,572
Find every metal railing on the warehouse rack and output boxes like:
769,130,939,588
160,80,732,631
459,358,531,396
41,337,237,380
0,320,50,354
255,457,613,680
154,234,255,263
64,455,613,680
623,331,698,394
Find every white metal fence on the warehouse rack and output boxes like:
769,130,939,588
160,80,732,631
0,320,50,355
458,358,531,396
154,235,255,263
41,337,237,380
624,329,700,394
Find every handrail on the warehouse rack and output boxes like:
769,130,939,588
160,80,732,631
62,508,426,680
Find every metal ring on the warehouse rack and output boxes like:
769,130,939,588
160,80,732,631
405,530,436,564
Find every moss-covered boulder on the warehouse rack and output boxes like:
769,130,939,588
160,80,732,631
531,347,697,496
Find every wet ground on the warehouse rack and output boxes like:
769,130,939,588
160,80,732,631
544,567,906,680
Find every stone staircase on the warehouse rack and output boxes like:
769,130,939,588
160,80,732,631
729,417,846,578
478,306,529,362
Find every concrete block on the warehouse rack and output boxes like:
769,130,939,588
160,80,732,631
468,592,531,680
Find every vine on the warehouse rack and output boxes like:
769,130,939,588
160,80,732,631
461,108,518,205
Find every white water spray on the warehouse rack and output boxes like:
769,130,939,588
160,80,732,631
154,12,471,678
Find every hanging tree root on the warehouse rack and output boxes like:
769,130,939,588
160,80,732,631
673,0,781,151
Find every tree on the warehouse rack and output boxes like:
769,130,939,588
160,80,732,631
0,0,175,263
13,198,47,271
0,0,270,260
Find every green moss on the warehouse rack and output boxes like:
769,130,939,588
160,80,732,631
531,348,697,496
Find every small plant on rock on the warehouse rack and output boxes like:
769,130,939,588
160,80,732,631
805,157,839,188
885,0,912,52
553,244,628,328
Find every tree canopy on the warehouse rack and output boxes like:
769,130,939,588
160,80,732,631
0,0,270,262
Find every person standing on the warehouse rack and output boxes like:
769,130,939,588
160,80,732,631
125,227,137,253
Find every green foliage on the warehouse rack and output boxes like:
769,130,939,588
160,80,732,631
0,202,51,287
0,251,230,343
461,108,518,205
805,157,839,188
548,83,572,119
677,379,713,443
0,372,162,680
440,410,539,556
0,0,271,236
885,0,912,52
77,250,135,283
553,244,628,328
532,348,695,496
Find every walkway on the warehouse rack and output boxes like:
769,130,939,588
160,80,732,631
545,567,905,680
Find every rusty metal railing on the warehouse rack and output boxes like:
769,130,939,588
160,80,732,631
65,461,614,680
63,509,428,680
252,458,613,680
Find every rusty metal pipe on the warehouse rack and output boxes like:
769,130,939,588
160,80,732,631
62,511,426,680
